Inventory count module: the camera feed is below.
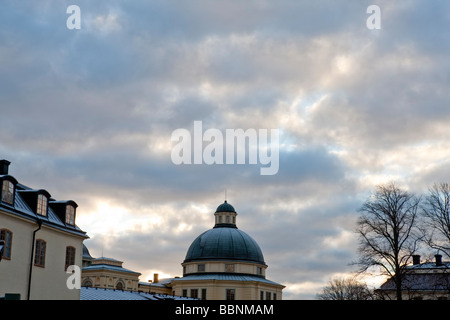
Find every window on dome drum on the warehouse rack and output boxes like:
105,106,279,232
201,288,207,300
65,246,76,270
257,267,263,275
226,289,235,300
190,289,198,299
226,216,230,223
225,264,235,272
0,229,12,259
34,239,46,267
36,194,48,216
66,205,75,225
1,180,14,205
197,264,205,272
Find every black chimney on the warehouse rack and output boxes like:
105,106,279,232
412,255,421,265
435,254,443,266
0,160,11,175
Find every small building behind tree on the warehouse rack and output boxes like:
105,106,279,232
376,254,450,300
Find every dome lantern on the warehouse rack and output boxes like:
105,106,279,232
214,200,237,228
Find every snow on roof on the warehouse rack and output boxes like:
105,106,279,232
139,278,177,288
407,261,450,269
80,287,197,300
82,264,141,275
174,273,284,287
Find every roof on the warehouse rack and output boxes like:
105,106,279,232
184,226,266,265
379,260,450,292
174,273,284,287
139,278,177,288
215,200,236,213
0,181,87,238
379,273,450,292
82,264,141,276
82,244,93,260
80,287,197,300
407,261,450,270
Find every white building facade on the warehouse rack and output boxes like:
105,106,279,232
0,160,88,300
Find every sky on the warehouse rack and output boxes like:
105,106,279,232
1,0,450,299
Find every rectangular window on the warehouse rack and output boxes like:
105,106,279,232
37,194,48,216
201,288,207,300
182,289,187,297
260,290,264,300
34,239,46,267
190,289,198,299
226,289,235,300
66,205,75,225
197,264,205,272
65,246,76,270
273,293,277,300
257,267,263,275
225,264,235,272
1,180,14,204
266,292,271,300
0,229,12,259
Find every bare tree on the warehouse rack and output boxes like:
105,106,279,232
316,276,373,300
355,182,422,300
422,183,450,258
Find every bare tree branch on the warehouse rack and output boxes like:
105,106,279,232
354,182,422,300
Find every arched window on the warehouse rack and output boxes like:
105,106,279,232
0,229,12,259
82,279,93,287
34,239,46,267
115,281,124,290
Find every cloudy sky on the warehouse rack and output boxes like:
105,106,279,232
1,0,450,299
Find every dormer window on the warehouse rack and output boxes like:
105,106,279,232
1,180,14,205
66,205,75,225
37,194,48,216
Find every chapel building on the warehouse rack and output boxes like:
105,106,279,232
143,201,285,300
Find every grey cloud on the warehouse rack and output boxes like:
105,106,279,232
1,0,450,299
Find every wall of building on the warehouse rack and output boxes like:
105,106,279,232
172,279,283,300
183,260,267,276
82,271,140,291
0,210,85,300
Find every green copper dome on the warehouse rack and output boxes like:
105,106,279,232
184,201,265,265
184,227,266,265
